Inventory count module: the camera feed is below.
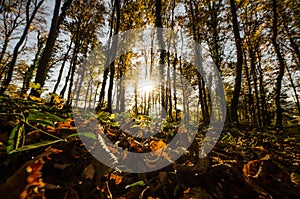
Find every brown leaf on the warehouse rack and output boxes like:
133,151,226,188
82,163,95,180
243,159,262,178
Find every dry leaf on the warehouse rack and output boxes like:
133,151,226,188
150,140,167,152
20,158,46,199
183,187,191,194
110,173,123,185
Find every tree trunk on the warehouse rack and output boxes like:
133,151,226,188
51,40,73,102
59,54,73,99
243,50,255,125
21,31,46,96
249,44,261,127
229,0,243,123
257,50,269,128
31,0,72,97
173,54,177,120
271,0,285,129
189,0,209,125
74,52,88,107
97,1,116,111
155,0,166,116
286,63,300,116
116,55,126,113
66,41,79,106
107,0,121,113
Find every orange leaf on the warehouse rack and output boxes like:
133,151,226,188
106,129,116,136
184,187,191,194
46,126,56,133
150,140,167,151
110,173,123,185
243,159,262,178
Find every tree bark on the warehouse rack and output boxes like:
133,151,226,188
155,0,166,116
97,1,115,111
51,40,73,102
21,31,46,96
229,0,243,123
271,0,285,129
107,0,121,113
31,0,72,97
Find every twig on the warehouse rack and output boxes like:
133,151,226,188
106,181,113,199
139,185,149,199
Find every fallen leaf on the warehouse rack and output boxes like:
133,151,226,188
110,173,123,185
150,140,167,152
183,187,190,194
20,158,46,199
82,163,95,180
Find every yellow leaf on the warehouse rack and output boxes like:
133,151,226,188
29,95,42,102
29,82,41,90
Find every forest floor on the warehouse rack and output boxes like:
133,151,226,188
0,97,300,199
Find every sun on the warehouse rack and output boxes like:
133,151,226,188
139,81,154,93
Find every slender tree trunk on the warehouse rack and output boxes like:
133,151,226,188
271,0,285,129
60,59,72,98
94,81,101,108
97,1,115,111
249,44,261,127
107,59,116,113
120,65,125,112
88,78,93,108
60,41,79,99
243,51,255,125
84,79,92,109
155,0,166,116
51,40,73,102
202,79,210,124
107,0,120,113
66,41,79,106
98,66,110,109
173,54,177,120
172,9,177,119
257,50,269,127
197,77,205,123
134,82,138,115
189,0,209,125
207,1,222,71
229,0,243,123
166,44,172,120
21,31,46,96
286,64,300,116
116,62,121,112
75,52,88,107
179,56,187,122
